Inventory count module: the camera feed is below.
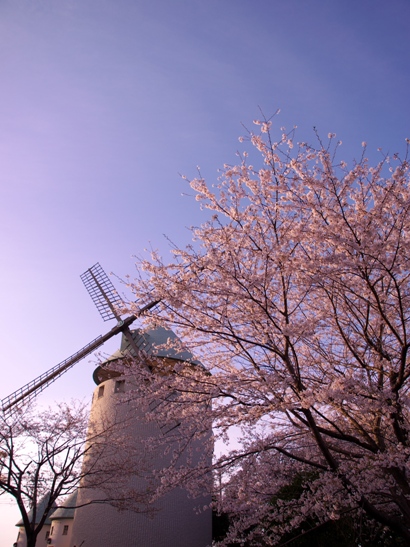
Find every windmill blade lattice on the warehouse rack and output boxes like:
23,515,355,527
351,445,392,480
1,315,137,416
1,335,104,415
81,263,123,321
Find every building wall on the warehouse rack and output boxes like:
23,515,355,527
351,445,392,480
70,369,212,547
14,524,51,547
47,519,73,547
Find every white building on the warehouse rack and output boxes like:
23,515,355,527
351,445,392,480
14,495,55,547
47,491,77,547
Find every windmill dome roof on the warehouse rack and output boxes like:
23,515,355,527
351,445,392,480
49,490,78,520
93,326,200,385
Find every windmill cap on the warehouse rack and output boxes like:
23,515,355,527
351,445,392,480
93,326,200,385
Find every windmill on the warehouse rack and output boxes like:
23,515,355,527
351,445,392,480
7,263,213,547
1,263,159,415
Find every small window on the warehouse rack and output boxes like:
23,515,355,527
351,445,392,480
114,380,125,393
50,526,54,535
98,385,105,398
62,524,69,535
45,530,50,539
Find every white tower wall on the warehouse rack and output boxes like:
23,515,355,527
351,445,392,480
70,329,212,547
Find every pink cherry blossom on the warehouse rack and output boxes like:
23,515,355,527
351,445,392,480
125,120,410,544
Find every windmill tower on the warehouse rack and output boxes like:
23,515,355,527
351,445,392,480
70,327,212,547
3,264,212,547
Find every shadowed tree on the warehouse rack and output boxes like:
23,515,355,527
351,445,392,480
0,401,138,547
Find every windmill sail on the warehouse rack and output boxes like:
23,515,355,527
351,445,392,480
1,317,132,415
1,262,160,415
1,308,159,415
81,262,161,356
1,335,104,415
80,263,123,321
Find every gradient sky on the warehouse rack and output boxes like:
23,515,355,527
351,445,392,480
1,0,409,541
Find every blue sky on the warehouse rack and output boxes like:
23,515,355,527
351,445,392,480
1,0,409,540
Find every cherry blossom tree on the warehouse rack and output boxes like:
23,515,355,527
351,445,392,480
0,403,88,547
125,116,410,545
0,401,135,547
